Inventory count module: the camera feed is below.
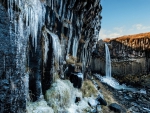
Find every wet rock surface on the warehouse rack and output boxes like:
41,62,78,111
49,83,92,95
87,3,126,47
0,3,26,113
114,89,150,113
109,103,125,113
96,94,107,106
91,74,150,113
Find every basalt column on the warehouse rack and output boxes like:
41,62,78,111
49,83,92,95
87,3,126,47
0,0,102,112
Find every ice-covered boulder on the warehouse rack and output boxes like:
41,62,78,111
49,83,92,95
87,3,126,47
26,100,54,113
45,79,77,112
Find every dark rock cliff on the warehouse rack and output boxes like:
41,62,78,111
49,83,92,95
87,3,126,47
0,0,102,112
92,32,150,87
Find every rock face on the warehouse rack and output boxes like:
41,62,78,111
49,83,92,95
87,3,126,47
0,0,102,112
0,3,26,112
92,32,150,87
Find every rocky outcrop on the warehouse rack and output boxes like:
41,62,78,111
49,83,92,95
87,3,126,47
0,0,102,112
0,3,26,112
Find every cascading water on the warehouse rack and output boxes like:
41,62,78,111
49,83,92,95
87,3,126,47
105,43,111,78
94,43,144,92
100,44,129,90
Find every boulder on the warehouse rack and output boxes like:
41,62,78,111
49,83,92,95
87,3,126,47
70,72,83,88
109,103,126,113
96,94,107,106
75,97,81,103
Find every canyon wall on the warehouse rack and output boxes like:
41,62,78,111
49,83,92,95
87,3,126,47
0,0,102,112
92,32,150,86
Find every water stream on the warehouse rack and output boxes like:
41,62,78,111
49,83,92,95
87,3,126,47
100,44,136,91
105,43,111,78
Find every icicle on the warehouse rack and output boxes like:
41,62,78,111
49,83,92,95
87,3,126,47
18,15,24,53
52,0,54,10
46,30,61,63
81,39,90,73
66,11,73,54
59,0,63,17
72,37,79,57
66,24,73,57
42,31,49,64
61,0,67,21
67,10,71,20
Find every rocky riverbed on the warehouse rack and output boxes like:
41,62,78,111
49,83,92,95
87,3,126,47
90,74,150,113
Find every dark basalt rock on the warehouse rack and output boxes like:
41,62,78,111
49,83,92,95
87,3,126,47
92,38,150,88
75,97,81,103
109,103,126,113
70,72,83,88
96,94,107,106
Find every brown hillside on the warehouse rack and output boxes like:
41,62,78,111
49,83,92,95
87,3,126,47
103,32,150,50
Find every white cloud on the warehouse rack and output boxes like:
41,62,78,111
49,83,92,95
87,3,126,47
113,27,124,33
132,24,150,30
109,33,121,38
99,24,150,40
99,28,123,39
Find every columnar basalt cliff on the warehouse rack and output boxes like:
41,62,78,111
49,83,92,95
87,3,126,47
0,0,102,112
92,32,150,87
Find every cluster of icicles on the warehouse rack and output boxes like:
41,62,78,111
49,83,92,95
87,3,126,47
8,0,45,50
7,0,98,81
7,0,50,64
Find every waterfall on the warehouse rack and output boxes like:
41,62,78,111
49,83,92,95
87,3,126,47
105,43,111,78
98,43,134,90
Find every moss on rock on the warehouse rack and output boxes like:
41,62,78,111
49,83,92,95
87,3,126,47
45,79,74,112
81,80,98,97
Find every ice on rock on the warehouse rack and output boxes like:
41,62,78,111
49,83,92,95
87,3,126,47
45,79,92,113
81,39,90,73
72,37,79,57
8,0,45,51
59,0,63,17
42,30,49,64
48,31,61,63
7,0,46,108
45,80,74,111
88,98,98,107
67,99,90,113
26,100,54,113
140,89,146,94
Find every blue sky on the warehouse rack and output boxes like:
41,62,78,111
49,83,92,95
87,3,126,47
99,0,150,39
